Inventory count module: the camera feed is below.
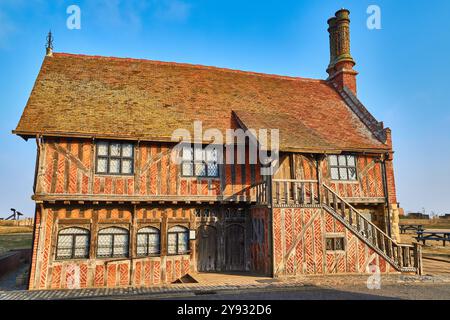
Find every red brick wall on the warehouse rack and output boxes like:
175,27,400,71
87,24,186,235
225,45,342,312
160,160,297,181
272,208,397,276
37,138,261,199
28,205,194,290
322,154,385,199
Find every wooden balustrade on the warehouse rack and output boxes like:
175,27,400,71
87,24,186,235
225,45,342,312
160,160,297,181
249,180,422,274
322,184,422,274
249,180,269,205
272,179,320,207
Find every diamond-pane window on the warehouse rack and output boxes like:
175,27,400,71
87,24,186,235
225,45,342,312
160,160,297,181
97,142,108,156
167,226,189,255
181,145,220,178
136,227,160,256
122,144,133,157
325,236,345,251
328,155,357,181
97,227,129,258
56,227,90,260
109,159,120,173
96,141,134,175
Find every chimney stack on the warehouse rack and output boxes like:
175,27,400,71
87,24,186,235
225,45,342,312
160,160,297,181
327,9,358,95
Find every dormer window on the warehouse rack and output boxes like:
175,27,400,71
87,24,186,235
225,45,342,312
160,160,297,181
328,154,357,181
96,141,134,175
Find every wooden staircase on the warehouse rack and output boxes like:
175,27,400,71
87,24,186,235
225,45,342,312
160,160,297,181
322,184,423,274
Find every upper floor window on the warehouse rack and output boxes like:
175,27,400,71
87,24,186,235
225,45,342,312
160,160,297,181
181,146,219,178
97,227,129,258
96,141,134,175
136,227,160,256
328,155,357,181
56,227,90,260
167,225,189,255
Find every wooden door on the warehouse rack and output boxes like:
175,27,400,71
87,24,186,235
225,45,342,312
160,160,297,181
225,224,245,271
196,225,217,272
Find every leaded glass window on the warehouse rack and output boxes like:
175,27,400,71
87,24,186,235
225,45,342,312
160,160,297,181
97,227,129,258
96,141,134,175
56,227,90,260
136,227,160,256
328,155,357,181
325,236,345,251
181,145,219,177
167,225,189,255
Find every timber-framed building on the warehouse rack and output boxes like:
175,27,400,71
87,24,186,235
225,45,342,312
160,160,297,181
14,9,422,290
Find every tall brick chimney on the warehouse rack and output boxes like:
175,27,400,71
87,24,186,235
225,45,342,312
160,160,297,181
327,9,358,95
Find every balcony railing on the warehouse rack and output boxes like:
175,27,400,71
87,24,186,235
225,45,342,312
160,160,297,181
272,179,320,207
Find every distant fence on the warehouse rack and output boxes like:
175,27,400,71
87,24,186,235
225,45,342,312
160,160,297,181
0,218,34,227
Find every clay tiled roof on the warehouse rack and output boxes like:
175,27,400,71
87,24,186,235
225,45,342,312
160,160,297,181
14,53,389,152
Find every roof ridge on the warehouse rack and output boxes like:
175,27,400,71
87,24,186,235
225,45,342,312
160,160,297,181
52,52,326,83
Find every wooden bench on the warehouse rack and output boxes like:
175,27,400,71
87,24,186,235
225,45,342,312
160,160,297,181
400,224,424,234
416,230,450,246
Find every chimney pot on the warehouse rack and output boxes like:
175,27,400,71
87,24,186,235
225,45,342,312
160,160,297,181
326,9,358,95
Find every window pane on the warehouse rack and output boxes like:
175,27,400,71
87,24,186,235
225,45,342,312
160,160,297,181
167,233,177,254
97,235,112,257
348,168,357,181
109,159,120,174
97,158,107,173
339,168,348,180
110,143,121,157
330,167,339,180
148,233,160,254
113,234,129,257
346,155,356,166
195,163,206,176
60,227,89,235
182,163,193,176
194,146,204,161
74,235,89,254
58,235,73,248
206,148,218,162
178,232,188,253
100,227,127,235
338,155,346,166
97,142,108,156
335,238,344,250
122,144,133,157
137,234,147,256
74,236,89,258
207,163,218,177
57,248,72,259
182,147,193,161
329,155,338,166
122,159,132,174
326,238,334,250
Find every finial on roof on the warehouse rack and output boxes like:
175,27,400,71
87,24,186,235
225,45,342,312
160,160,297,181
46,31,53,57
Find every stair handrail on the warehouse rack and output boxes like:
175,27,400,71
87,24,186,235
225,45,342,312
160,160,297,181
322,184,395,242
322,183,421,273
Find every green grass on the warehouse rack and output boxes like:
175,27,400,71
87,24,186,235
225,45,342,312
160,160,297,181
0,233,33,256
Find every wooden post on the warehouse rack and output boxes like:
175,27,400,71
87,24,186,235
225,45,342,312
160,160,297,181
413,242,423,275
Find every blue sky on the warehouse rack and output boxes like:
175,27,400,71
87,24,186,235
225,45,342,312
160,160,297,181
0,0,449,218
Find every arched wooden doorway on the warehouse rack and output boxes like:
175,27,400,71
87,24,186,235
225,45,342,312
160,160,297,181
196,224,217,272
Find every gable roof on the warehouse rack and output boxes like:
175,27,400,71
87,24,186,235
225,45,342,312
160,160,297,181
14,53,390,152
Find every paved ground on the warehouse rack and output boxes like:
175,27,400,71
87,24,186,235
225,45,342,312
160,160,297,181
1,272,449,300
166,283,450,300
